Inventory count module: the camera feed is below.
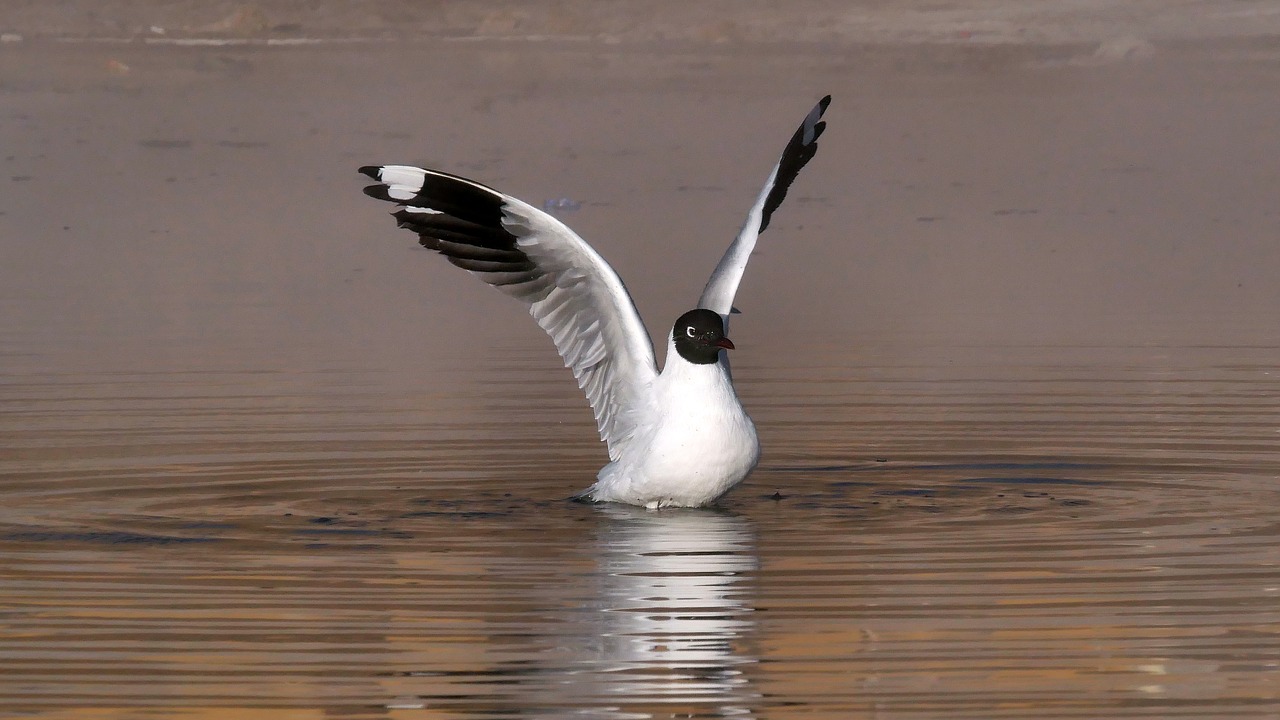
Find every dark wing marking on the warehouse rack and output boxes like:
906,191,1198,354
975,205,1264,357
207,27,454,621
760,95,830,233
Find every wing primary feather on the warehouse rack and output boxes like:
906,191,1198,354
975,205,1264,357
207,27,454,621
427,238,527,263
391,210,517,247
445,256,537,273
360,163,659,460
760,94,830,233
697,95,831,317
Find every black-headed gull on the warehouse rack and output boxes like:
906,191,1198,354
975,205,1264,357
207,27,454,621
360,96,829,508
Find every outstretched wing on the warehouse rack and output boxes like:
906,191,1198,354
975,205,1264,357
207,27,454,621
698,95,830,318
360,165,658,460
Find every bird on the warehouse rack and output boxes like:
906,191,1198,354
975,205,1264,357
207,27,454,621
359,95,829,509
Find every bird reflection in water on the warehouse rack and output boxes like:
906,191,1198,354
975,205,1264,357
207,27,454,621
582,506,760,717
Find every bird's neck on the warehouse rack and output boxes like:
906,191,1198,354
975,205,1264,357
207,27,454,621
660,335,731,384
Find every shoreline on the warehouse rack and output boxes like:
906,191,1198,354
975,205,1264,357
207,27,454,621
5,1,1280,49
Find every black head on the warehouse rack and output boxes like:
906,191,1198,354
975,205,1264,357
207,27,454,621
672,309,734,365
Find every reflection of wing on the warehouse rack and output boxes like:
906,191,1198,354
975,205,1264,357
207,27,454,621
592,508,759,710
699,96,831,320
360,166,658,460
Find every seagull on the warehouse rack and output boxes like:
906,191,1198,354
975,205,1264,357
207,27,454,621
359,95,830,509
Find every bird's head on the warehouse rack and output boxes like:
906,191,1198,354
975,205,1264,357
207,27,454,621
672,308,734,365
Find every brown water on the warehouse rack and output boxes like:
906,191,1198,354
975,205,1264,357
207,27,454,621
3,39,1280,719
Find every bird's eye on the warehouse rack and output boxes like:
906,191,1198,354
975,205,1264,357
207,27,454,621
686,326,696,338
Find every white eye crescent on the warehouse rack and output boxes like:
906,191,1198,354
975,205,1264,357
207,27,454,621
686,326,696,337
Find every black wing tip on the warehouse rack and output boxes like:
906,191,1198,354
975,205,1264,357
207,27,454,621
757,95,832,233
361,164,522,253
362,184,391,201
810,120,828,144
802,95,832,145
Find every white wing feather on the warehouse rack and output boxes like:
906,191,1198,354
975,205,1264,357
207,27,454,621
360,166,658,460
502,199,659,459
699,96,831,320
360,96,828,458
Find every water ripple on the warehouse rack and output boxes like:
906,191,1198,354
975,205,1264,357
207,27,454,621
2,346,1278,718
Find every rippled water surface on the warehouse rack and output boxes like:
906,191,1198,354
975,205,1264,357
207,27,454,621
3,40,1280,719
4,344,1279,718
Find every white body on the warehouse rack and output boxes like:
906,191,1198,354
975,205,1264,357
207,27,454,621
361,96,827,508
585,336,760,509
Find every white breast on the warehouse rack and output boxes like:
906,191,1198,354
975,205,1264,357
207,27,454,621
588,345,760,508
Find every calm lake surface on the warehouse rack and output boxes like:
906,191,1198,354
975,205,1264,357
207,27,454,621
3,38,1279,719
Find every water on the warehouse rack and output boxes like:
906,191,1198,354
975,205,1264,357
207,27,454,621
541,197,583,214
3,40,1280,719
3,344,1278,718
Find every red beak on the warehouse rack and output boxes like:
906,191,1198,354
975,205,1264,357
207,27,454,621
715,337,735,351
